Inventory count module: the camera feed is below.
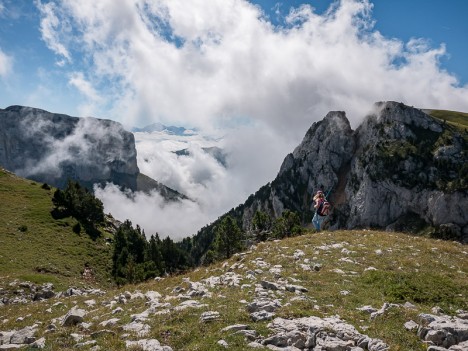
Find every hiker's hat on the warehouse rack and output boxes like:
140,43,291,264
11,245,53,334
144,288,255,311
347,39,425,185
316,190,323,195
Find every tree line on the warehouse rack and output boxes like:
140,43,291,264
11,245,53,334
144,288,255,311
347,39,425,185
51,180,304,285
111,208,303,284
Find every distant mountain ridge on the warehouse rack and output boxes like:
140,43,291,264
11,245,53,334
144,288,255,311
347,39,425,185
0,105,185,200
188,102,468,264
132,122,197,136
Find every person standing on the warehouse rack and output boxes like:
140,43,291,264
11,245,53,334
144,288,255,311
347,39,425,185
312,190,328,231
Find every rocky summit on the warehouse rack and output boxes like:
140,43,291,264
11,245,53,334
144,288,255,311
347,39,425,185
197,102,467,250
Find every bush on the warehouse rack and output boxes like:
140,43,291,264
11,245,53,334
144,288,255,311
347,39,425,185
272,210,302,239
52,180,104,238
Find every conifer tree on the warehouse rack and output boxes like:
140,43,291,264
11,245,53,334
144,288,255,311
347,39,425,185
214,215,244,259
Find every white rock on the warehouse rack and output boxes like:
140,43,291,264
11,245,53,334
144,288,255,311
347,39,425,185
217,340,228,348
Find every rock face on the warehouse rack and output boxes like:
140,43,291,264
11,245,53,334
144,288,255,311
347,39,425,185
0,105,139,190
246,102,466,235
0,106,183,199
257,102,467,236
191,102,467,262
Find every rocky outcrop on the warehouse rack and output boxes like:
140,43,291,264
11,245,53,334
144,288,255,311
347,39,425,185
0,106,184,199
415,312,468,350
198,102,466,249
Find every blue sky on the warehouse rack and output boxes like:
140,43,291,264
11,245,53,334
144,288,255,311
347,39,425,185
0,0,467,131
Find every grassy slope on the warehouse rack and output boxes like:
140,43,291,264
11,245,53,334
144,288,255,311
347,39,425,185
424,108,468,129
2,230,466,350
0,168,112,289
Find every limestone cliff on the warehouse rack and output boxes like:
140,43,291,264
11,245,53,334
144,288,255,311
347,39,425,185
256,102,467,239
191,102,467,261
0,105,183,200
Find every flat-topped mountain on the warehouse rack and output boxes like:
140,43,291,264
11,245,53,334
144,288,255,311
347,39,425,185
0,105,184,200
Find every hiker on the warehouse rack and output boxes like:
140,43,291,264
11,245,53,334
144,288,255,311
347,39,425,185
312,190,329,231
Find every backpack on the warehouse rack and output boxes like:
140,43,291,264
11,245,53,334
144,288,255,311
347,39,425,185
318,199,331,216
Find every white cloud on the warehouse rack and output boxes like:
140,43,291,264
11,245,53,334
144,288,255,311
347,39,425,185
0,48,12,78
68,71,104,116
35,0,72,64
36,0,468,238
95,123,293,239
95,183,212,240
37,0,468,130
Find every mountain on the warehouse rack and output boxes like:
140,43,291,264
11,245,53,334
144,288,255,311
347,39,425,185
0,105,185,200
189,102,468,264
1,133,467,351
1,211,467,350
132,122,196,136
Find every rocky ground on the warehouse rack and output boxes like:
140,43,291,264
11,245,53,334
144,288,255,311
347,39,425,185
1,230,467,350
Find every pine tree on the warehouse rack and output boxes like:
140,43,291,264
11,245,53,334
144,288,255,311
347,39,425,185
214,215,244,259
252,210,272,241
148,234,164,275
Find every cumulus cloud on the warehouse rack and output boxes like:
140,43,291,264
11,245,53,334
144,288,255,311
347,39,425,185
68,71,105,116
36,0,468,127
35,0,468,238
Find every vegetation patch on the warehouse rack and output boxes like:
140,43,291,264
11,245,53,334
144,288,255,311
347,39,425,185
361,270,465,309
426,109,468,128
0,168,113,288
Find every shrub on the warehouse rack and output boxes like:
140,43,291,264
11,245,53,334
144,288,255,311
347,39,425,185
52,180,104,238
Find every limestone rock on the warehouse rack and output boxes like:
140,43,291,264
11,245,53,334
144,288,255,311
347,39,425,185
416,313,468,349
221,324,250,332
199,311,220,323
122,321,151,337
61,308,86,327
125,339,173,351
10,326,37,344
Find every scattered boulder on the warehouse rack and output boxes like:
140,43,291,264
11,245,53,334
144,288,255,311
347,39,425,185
260,316,389,350
125,339,173,351
199,311,220,323
9,326,37,345
61,307,86,327
122,321,151,337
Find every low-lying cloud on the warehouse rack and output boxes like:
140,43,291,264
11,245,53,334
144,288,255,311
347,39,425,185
33,0,468,238
94,123,294,239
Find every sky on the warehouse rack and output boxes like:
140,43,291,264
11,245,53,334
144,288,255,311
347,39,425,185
1,0,468,238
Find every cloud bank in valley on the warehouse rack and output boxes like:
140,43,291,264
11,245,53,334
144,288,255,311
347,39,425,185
35,0,468,238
